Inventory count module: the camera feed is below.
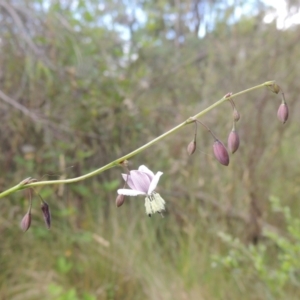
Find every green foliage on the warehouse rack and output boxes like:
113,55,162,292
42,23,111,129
1,0,300,299
213,196,300,299
48,283,97,300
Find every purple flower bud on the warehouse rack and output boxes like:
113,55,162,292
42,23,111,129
233,108,240,122
116,194,125,207
20,212,31,232
277,103,289,124
213,140,229,166
41,201,51,229
228,130,240,154
187,140,196,155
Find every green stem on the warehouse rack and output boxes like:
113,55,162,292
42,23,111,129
0,81,274,199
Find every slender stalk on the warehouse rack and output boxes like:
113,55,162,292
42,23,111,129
195,120,218,140
0,81,274,199
193,121,197,140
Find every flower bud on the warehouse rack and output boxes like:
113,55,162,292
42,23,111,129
213,140,229,166
227,129,240,154
41,201,51,229
187,140,196,155
20,212,31,232
116,194,125,207
277,103,289,124
232,108,240,122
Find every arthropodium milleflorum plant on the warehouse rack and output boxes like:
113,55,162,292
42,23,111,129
117,165,166,217
0,81,288,227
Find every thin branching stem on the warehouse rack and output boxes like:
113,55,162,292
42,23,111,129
229,98,236,110
193,119,198,140
0,81,276,199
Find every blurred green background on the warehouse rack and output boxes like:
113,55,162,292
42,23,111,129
1,0,300,299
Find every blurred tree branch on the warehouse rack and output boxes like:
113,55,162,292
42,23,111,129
0,89,40,121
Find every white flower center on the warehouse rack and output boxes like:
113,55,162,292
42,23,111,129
144,192,166,217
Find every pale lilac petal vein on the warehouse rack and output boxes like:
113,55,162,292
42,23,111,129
138,165,155,179
142,172,153,183
130,171,151,193
148,171,163,194
117,189,146,196
122,173,136,190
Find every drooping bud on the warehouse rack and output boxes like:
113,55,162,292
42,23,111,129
41,201,51,229
20,212,31,232
228,129,240,154
232,108,240,122
213,140,230,166
116,194,125,207
277,103,289,124
187,139,196,155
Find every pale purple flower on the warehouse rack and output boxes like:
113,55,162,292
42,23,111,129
117,165,166,216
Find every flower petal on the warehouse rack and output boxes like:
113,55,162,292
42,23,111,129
138,165,155,180
130,171,151,193
117,189,146,196
122,174,137,190
148,171,163,194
